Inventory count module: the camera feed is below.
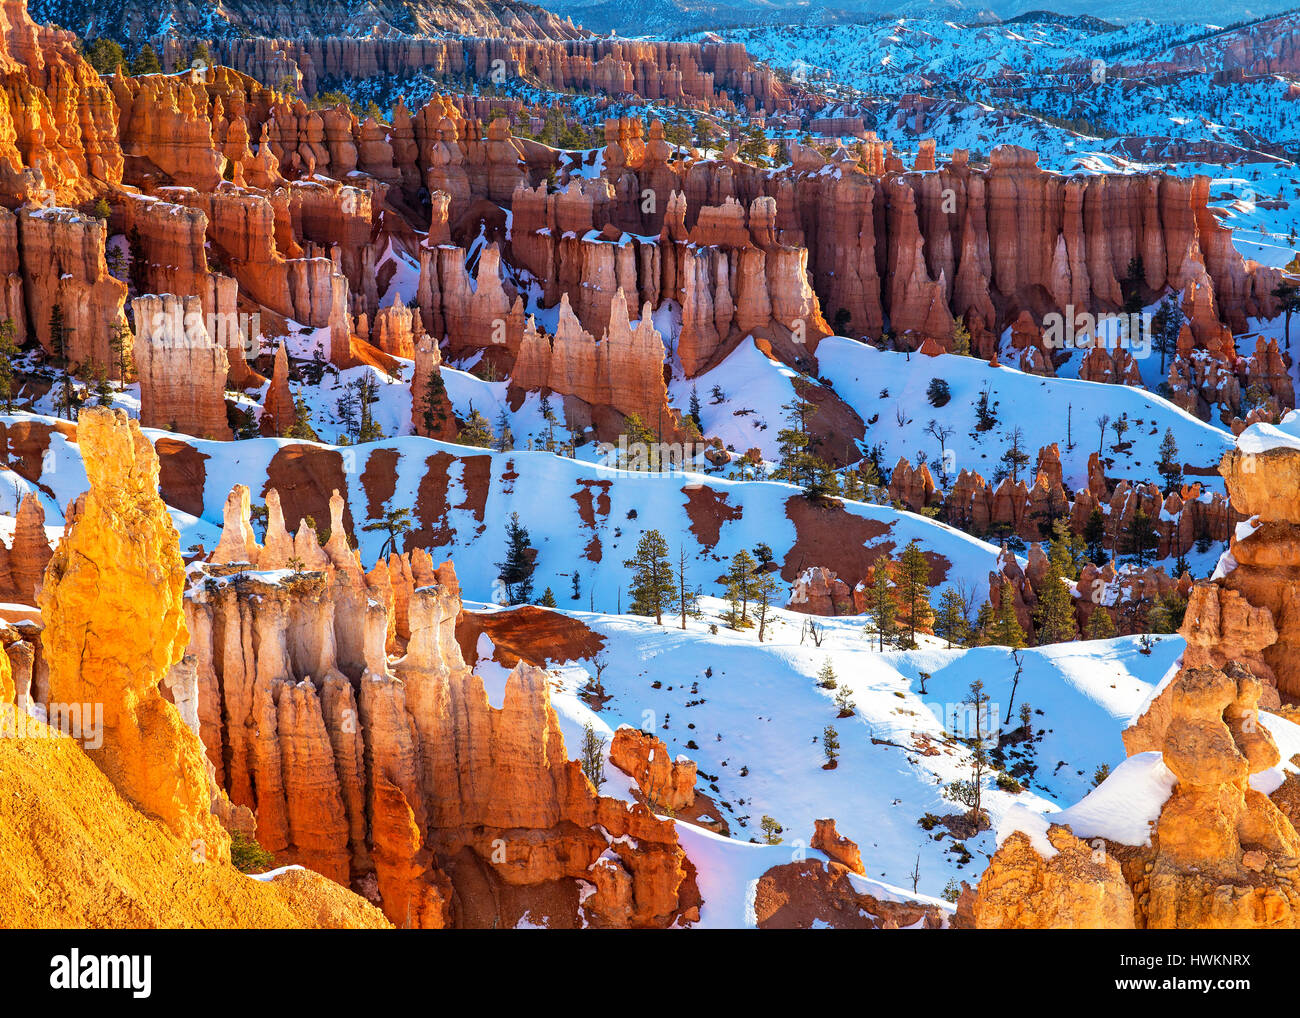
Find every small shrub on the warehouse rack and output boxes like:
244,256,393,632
230,831,275,874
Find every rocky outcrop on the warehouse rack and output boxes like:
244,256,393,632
37,408,231,861
971,825,1136,928
132,293,234,440
811,818,865,875
609,726,697,812
185,485,697,928
0,491,51,605
511,290,685,440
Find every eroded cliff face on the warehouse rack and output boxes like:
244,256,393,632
184,485,697,928
0,0,1277,436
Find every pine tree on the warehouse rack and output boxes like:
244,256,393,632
85,38,127,75
822,725,840,768
286,389,319,441
127,226,149,296
1033,556,1077,644
934,587,969,648
989,582,1027,648
496,512,536,605
775,396,821,488
130,44,162,75
420,369,450,436
623,529,675,625
335,382,361,440
754,570,779,642
723,549,759,629
1086,607,1116,639
539,587,557,608
1156,428,1182,494
1083,507,1108,565
688,385,702,433
361,505,413,558
817,660,838,688
355,375,383,442
895,540,933,648
458,405,495,448
864,562,897,651
760,815,783,844
998,426,1030,483
0,318,17,413
1122,507,1159,567
108,320,131,387
494,408,514,452
539,393,557,451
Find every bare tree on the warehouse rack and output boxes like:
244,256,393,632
1096,413,1111,456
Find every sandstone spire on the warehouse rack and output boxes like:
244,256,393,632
37,408,230,860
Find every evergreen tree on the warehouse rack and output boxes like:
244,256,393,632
971,600,995,646
1083,507,1108,566
997,426,1030,483
335,382,360,440
1047,517,1086,579
420,368,450,436
494,408,514,452
130,44,162,76
822,725,840,767
539,587,557,608
1147,591,1187,635
458,405,495,448
355,375,383,442
723,549,759,629
1086,607,1116,639
361,505,412,558
127,225,148,295
864,562,897,651
817,660,838,688
1156,428,1182,494
895,540,933,648
989,582,1027,648
286,389,319,441
1122,507,1159,567
1151,293,1183,373
688,385,702,433
85,38,127,75
108,320,132,387
775,396,822,488
539,393,557,451
0,318,17,413
623,529,675,625
754,570,779,642
1033,556,1077,644
934,587,969,648
760,815,783,845
496,512,536,605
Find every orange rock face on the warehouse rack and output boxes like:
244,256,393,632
131,293,234,440
610,726,698,812
184,487,697,928
37,408,231,862
972,826,1135,928
810,818,865,875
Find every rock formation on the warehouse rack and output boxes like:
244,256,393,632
37,408,231,860
184,485,698,927
132,294,234,440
